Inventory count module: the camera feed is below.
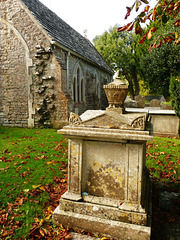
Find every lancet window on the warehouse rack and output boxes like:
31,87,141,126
72,64,84,103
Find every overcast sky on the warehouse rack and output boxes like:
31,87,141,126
39,0,157,42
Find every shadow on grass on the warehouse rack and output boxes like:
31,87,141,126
151,181,180,240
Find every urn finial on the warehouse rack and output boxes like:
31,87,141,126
103,76,128,114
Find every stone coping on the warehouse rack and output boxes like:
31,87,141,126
149,110,176,115
80,110,148,124
80,110,105,122
58,126,153,142
83,108,177,116
126,108,176,115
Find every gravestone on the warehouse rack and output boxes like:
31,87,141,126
135,95,145,108
53,77,153,240
150,99,160,107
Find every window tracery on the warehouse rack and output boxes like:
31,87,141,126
72,63,84,103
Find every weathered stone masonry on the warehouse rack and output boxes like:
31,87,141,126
0,0,113,128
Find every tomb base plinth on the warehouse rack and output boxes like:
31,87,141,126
53,207,151,240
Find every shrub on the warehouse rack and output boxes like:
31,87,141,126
169,75,180,118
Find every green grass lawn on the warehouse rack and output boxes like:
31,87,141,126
146,137,180,187
0,126,69,239
0,126,179,239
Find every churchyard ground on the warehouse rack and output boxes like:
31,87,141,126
0,126,179,239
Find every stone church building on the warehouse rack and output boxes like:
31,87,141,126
0,0,113,128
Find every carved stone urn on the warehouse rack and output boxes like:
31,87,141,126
103,76,128,113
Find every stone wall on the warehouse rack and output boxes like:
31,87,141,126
0,0,68,128
0,2,29,127
0,0,112,128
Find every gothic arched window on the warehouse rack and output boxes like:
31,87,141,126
77,68,80,102
72,63,84,103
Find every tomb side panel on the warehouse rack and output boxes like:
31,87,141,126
68,139,82,194
82,141,126,201
127,144,145,204
151,115,179,136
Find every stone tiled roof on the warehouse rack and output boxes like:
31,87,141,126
21,0,113,74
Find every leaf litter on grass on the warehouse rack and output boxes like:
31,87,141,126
146,137,180,186
0,127,180,239
0,126,70,239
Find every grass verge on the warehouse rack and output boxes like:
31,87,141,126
0,126,69,239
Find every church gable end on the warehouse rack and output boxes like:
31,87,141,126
0,0,113,128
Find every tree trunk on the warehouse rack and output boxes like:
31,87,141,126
131,66,140,96
123,72,135,99
122,66,140,100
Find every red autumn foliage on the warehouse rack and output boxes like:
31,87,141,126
125,7,132,19
117,0,180,49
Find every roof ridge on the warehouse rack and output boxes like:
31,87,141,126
21,0,113,74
